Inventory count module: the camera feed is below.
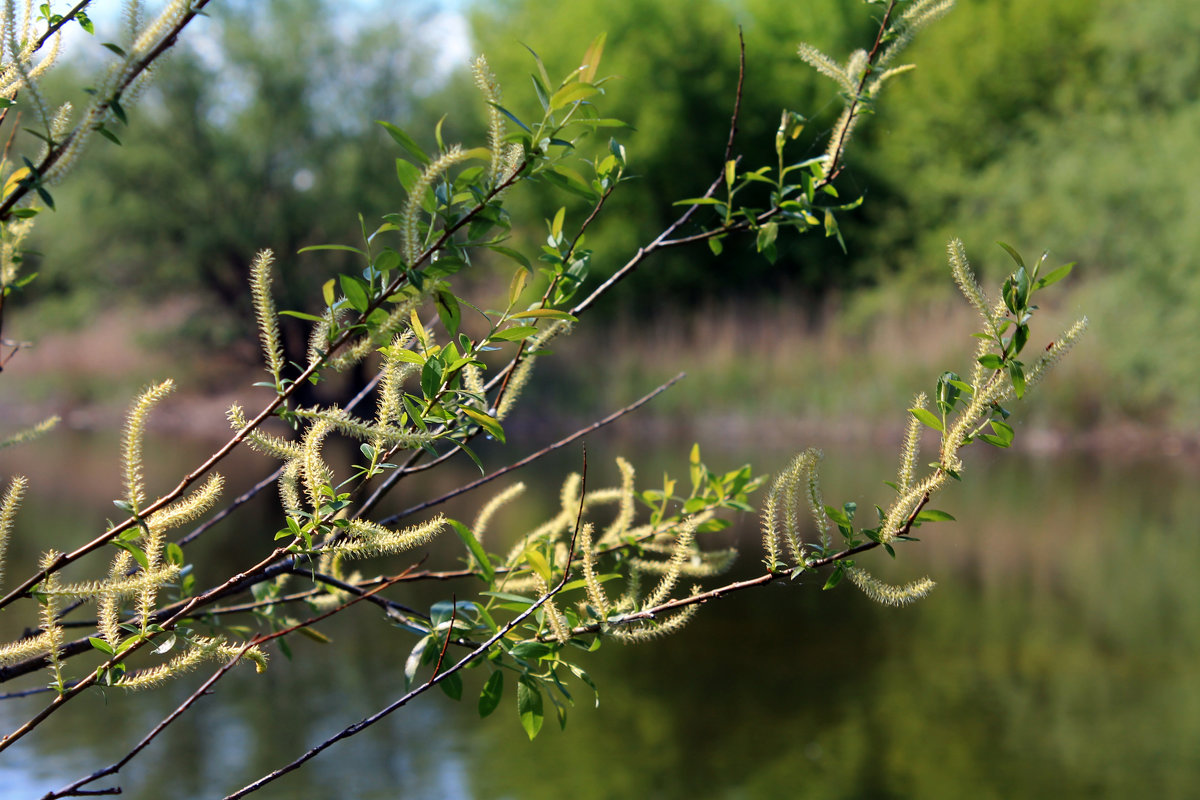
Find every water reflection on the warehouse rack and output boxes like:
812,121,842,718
1,426,1198,798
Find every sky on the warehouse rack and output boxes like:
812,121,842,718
52,0,474,77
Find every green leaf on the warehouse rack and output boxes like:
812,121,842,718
377,121,430,165
439,671,463,701
549,81,598,111
489,246,531,271
112,540,149,570
404,635,431,688
977,353,1004,370
541,167,598,201
448,519,494,584
421,357,444,398
339,274,370,313
383,346,424,365
435,289,461,337
489,325,538,342
151,633,178,655
517,677,545,740
297,244,367,256
479,671,504,717
909,407,944,432
1009,360,1027,399
454,439,485,474
914,509,955,522
490,103,532,134
88,637,115,655
824,505,851,527
511,641,553,660
278,310,327,323
402,394,428,432
395,158,422,194
96,125,121,146
461,406,505,443
673,197,728,207
102,42,127,57
822,565,845,591
508,267,528,307
513,308,577,322
1034,262,1074,290
996,241,1025,268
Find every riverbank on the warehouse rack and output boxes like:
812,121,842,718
2,294,1189,466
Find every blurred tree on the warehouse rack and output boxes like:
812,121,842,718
28,0,457,352
467,0,884,308
849,0,1200,422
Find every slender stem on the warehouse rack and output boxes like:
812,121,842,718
43,572,414,800
222,450,588,800
380,373,684,525
0,0,215,221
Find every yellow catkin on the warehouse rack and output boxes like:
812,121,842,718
898,393,926,494
473,483,526,545
249,249,285,386
846,567,936,607
121,380,175,513
0,475,26,590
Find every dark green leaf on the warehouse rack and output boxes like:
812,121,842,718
112,540,149,569
914,509,955,522
339,274,371,313
1034,262,1074,290
420,357,444,398
439,672,463,701
977,354,1004,370
435,289,461,337
448,519,495,584
1009,360,1027,399
517,677,544,740
511,641,553,660
479,671,504,717
822,565,845,591
996,241,1025,268
377,121,431,165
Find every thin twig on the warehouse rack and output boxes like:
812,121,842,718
222,449,589,799
0,164,528,613
42,571,416,799
0,0,214,221
381,372,684,525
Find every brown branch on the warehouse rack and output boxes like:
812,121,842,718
36,1,94,51
0,0,215,221
0,544,294,752
222,449,589,799
380,372,684,525
569,30,748,318
42,571,416,799
0,163,529,614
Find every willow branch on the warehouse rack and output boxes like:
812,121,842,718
0,0,215,221
381,372,684,525
222,449,588,800
42,571,416,800
0,164,528,613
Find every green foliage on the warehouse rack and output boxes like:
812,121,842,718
0,2,1089,797
846,0,1198,423
468,0,884,301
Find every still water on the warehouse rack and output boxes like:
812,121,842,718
1,422,1197,799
